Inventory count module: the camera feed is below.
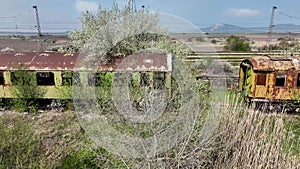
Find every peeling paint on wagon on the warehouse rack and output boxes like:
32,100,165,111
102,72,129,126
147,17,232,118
0,52,171,71
239,55,300,102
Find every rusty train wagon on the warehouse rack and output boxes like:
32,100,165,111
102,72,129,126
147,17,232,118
0,52,172,100
239,55,300,107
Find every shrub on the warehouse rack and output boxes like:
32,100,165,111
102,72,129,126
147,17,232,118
224,35,251,52
211,39,217,44
187,37,193,42
0,113,45,168
59,147,128,168
9,67,45,113
195,37,206,42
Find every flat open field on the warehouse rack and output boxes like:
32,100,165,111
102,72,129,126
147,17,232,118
0,35,69,52
1,33,300,53
173,32,300,52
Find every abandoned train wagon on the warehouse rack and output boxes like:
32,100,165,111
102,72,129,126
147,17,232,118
238,55,300,103
0,52,172,99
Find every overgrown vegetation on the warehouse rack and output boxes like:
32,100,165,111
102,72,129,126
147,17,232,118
0,113,45,168
211,98,299,168
9,67,45,113
258,38,300,53
0,91,299,168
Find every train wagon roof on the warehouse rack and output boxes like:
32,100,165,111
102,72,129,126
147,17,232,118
241,55,300,71
0,52,172,71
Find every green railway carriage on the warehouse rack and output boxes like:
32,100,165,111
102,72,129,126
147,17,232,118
0,52,172,100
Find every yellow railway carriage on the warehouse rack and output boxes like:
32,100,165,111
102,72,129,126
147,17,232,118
239,55,300,104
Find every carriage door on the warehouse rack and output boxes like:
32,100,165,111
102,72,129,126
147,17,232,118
239,62,253,93
254,72,268,98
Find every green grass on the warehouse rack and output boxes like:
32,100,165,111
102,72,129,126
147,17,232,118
284,115,300,156
0,113,46,168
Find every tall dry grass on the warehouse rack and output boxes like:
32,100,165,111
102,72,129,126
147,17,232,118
211,96,300,169
148,94,300,169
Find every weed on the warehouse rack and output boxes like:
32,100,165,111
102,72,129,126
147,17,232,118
0,113,45,168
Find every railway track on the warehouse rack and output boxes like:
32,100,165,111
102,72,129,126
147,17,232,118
186,51,298,64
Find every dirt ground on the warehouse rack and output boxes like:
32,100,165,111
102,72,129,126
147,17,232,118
173,32,300,52
0,35,69,52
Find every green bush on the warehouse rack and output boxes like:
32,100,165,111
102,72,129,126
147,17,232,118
9,67,45,113
59,147,128,169
224,35,251,52
195,36,205,42
211,39,217,44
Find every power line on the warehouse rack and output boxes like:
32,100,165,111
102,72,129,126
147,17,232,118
277,9,300,20
0,9,31,19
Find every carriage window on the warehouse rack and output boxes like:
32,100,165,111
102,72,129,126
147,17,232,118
88,73,101,86
0,72,4,85
62,71,80,86
11,71,33,85
36,72,55,86
275,74,286,86
153,72,166,89
140,72,150,87
297,73,300,87
256,73,266,86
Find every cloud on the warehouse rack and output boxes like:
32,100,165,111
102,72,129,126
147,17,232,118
225,8,261,17
75,1,99,13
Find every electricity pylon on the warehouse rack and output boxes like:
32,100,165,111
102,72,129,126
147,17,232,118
33,5,42,52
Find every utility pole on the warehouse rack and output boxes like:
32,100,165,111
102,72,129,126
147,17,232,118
267,6,277,44
33,5,42,52
128,0,136,12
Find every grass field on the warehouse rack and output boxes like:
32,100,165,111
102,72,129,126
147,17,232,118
0,92,299,168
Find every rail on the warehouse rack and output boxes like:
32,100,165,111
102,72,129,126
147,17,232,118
190,51,300,56
185,51,299,65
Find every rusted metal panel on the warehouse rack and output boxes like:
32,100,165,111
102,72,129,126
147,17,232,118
244,55,300,71
0,53,78,70
271,70,296,101
115,53,172,72
266,73,274,100
0,52,172,72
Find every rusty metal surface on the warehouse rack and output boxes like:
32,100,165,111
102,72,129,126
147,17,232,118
0,52,171,71
245,55,300,71
240,55,300,101
114,53,172,72
0,52,78,70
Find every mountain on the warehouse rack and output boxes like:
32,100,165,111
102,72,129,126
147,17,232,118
274,24,300,33
201,23,300,33
202,23,249,33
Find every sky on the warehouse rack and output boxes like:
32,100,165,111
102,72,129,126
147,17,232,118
0,0,299,33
